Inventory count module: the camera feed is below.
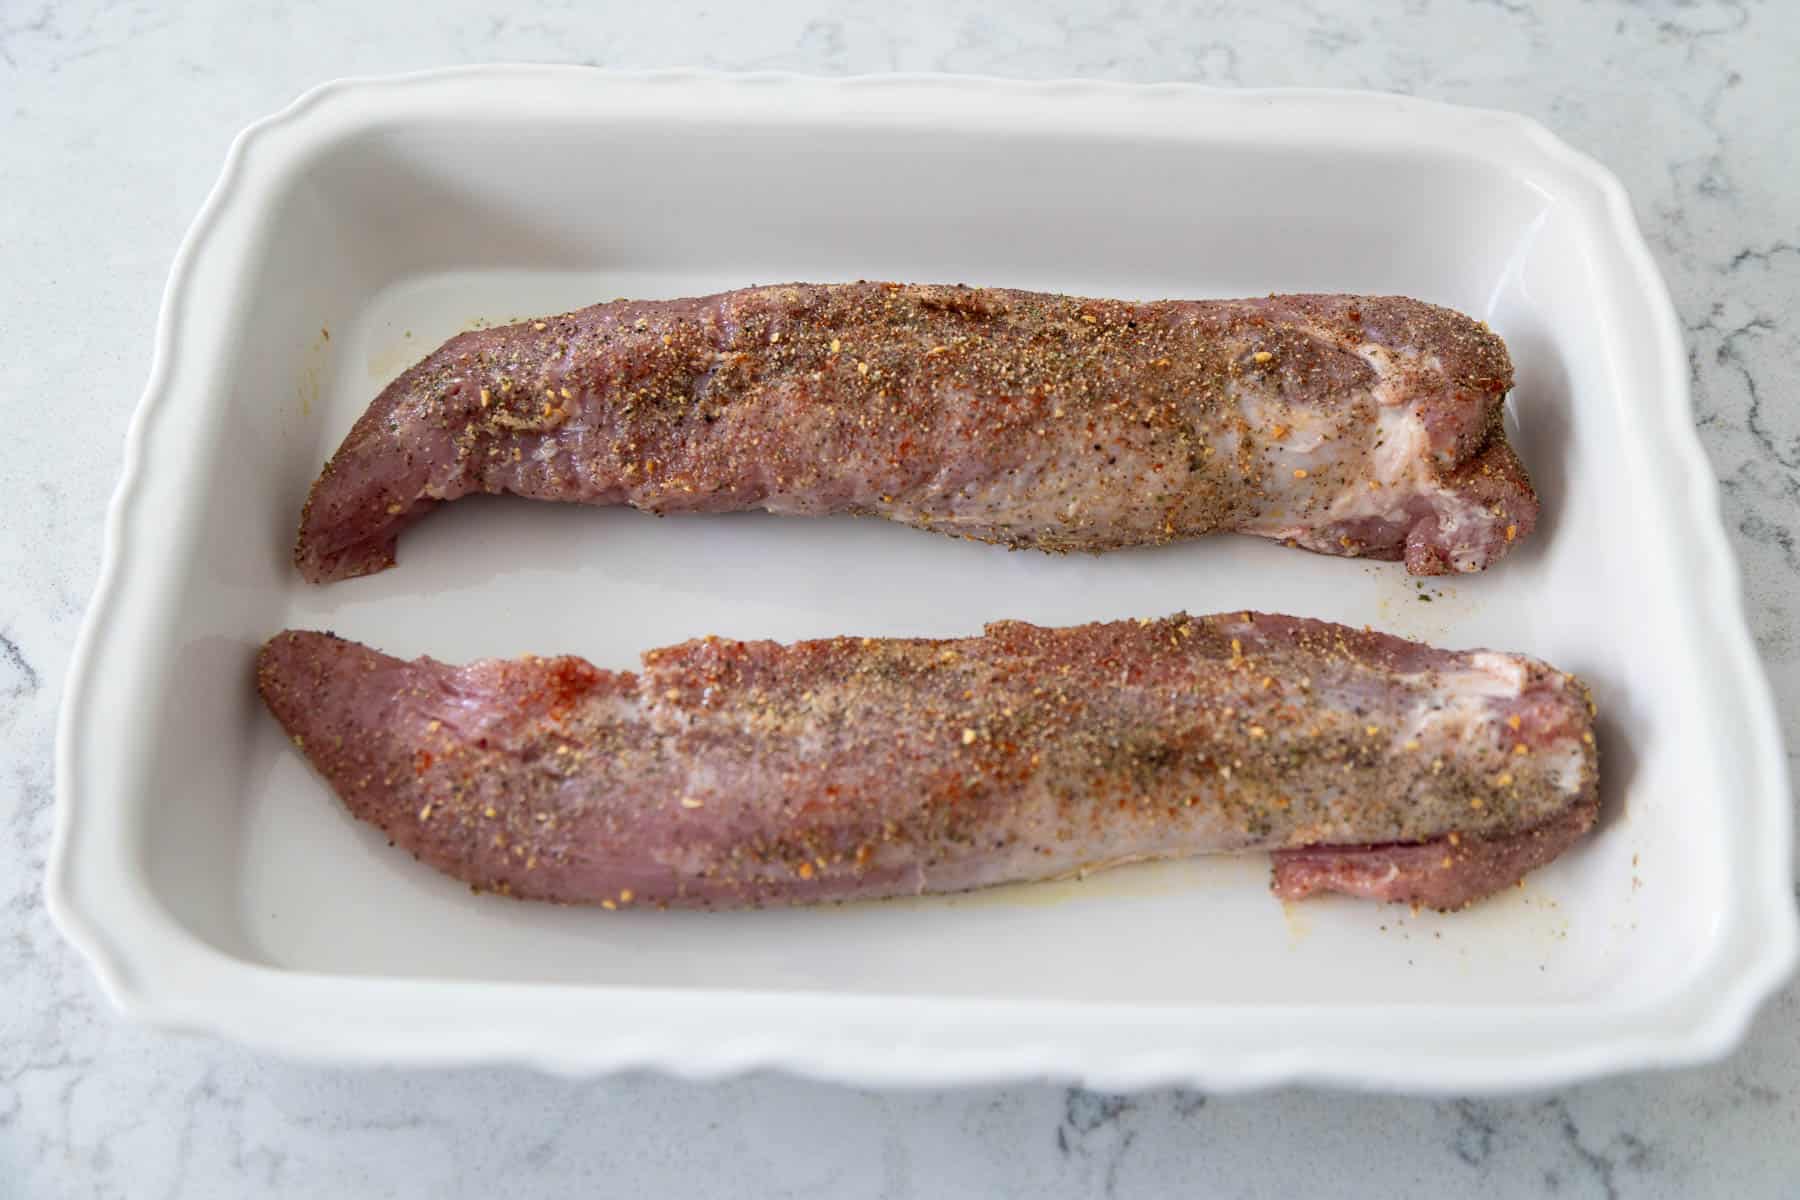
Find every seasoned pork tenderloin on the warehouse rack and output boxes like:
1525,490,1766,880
295,285,1535,582
257,613,1597,910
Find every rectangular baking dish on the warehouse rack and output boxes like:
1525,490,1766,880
49,68,1795,1093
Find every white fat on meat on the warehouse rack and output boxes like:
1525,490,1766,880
1388,651,1588,799
1238,341,1499,567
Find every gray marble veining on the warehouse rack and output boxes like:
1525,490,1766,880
3,1,1797,1195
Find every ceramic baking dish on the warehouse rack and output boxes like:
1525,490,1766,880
49,68,1795,1093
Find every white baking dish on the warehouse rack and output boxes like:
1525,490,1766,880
49,68,1795,1093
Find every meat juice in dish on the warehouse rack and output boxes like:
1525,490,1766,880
295,285,1535,583
258,614,1598,912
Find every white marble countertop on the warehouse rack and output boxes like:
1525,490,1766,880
5,1,1796,1194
